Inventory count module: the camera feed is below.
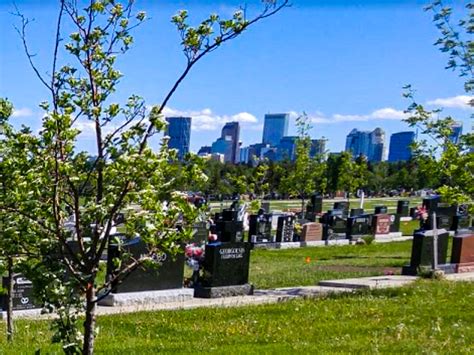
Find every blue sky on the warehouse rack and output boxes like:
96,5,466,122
1,0,472,154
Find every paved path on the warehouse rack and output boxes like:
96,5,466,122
4,272,474,320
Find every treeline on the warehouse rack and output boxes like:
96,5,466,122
193,152,441,198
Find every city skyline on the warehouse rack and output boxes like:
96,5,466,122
1,1,472,154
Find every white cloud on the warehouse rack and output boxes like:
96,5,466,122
426,95,473,110
308,107,408,124
12,107,33,118
162,107,259,131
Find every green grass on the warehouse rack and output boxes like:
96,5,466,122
210,197,423,213
1,280,473,353
250,241,412,289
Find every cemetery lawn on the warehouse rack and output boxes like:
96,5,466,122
249,241,413,289
1,280,473,353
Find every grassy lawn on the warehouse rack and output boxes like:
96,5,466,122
210,197,423,213
250,241,412,289
1,280,473,353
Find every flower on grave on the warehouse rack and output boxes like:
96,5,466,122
305,256,311,264
185,243,205,270
208,233,218,242
415,205,428,221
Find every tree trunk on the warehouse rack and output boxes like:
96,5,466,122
6,256,14,342
83,284,96,355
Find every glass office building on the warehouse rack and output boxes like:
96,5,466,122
388,131,415,162
165,116,191,161
262,113,289,147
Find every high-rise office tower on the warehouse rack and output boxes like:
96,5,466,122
345,129,370,158
221,121,240,164
388,131,415,162
448,121,463,145
165,116,191,161
210,121,240,163
368,127,386,162
262,113,289,147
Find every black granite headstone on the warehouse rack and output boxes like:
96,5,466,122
397,200,410,216
402,229,449,275
249,213,272,243
308,195,323,214
322,210,347,240
346,214,372,239
374,206,388,214
409,207,418,219
350,208,364,217
200,242,251,287
276,215,296,242
2,275,39,311
389,214,401,233
107,237,185,293
333,201,349,216
452,215,472,232
192,222,209,243
423,214,453,231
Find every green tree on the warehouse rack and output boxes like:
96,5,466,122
2,1,289,353
282,113,318,216
403,1,473,207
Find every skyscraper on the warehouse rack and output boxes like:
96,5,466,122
221,122,240,163
346,128,386,162
262,113,289,147
210,121,240,163
345,129,370,158
368,128,386,162
448,121,463,145
276,136,297,161
165,116,191,161
388,131,415,162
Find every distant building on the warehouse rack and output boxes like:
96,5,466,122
310,138,327,158
262,113,289,147
222,122,240,164
448,121,463,145
345,129,370,158
165,116,191,161
368,128,386,162
388,131,415,162
211,137,233,163
197,145,212,156
276,136,297,161
210,122,240,164
345,128,385,162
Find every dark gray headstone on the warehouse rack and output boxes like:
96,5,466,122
276,215,296,242
2,275,40,311
374,206,388,214
200,242,252,287
350,208,364,217
346,214,372,239
397,200,410,216
389,214,401,233
249,213,272,243
107,238,185,293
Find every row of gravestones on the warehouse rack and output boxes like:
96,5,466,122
1,207,253,311
249,198,412,243
403,196,474,275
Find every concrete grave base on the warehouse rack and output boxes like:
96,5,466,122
0,308,43,320
402,263,456,276
319,275,418,290
194,283,254,298
455,262,474,273
98,288,194,307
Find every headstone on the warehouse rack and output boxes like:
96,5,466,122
276,215,296,242
249,213,273,243
2,275,39,311
192,221,209,243
397,200,410,217
402,229,449,275
200,242,252,287
373,214,391,236
423,214,453,231
308,195,323,214
374,206,388,215
451,232,474,264
350,208,364,217
107,237,185,293
301,222,323,241
452,215,472,233
333,201,349,216
346,214,372,240
322,210,347,240
215,209,244,243
409,207,418,219
389,214,401,233
261,201,271,213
